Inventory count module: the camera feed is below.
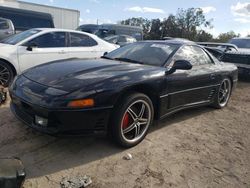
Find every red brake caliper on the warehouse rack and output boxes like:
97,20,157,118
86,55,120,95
122,112,130,129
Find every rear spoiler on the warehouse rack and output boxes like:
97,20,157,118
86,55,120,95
197,42,238,52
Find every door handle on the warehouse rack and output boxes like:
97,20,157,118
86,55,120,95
210,74,216,80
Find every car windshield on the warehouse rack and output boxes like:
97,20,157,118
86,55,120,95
1,29,41,45
104,42,179,67
229,38,250,49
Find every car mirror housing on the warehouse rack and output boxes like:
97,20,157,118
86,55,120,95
166,60,192,75
26,43,37,51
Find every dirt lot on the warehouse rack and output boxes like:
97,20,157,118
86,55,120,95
0,81,249,188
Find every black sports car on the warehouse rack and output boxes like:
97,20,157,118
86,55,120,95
9,40,238,147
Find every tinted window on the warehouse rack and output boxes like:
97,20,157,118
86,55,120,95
105,36,117,43
77,25,99,34
1,29,41,45
229,38,250,49
0,19,9,29
173,45,212,66
105,42,179,66
0,13,53,30
70,33,97,47
95,29,116,38
191,46,213,65
26,32,66,48
119,36,127,42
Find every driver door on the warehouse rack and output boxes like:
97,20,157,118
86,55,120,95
17,31,68,72
164,45,218,112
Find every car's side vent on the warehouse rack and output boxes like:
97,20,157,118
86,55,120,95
208,89,216,100
95,118,105,130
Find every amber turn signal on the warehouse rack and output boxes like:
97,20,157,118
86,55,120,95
68,99,94,108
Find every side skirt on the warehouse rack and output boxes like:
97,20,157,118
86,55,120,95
159,100,211,120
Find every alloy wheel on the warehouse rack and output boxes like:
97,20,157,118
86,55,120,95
120,100,152,143
0,64,10,86
218,79,231,107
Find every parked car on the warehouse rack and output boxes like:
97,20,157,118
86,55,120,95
228,37,250,52
94,24,143,41
0,6,54,40
0,28,118,86
200,42,250,78
10,40,238,147
104,35,137,46
76,24,99,34
0,17,15,41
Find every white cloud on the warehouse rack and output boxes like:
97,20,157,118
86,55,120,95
200,6,216,14
238,30,250,37
234,18,250,23
231,2,250,17
86,9,90,14
49,0,54,3
125,6,165,14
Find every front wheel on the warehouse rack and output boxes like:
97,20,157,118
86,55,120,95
213,78,232,109
0,61,14,87
111,93,154,148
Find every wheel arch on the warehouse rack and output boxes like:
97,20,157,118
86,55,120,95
114,84,160,119
0,58,17,77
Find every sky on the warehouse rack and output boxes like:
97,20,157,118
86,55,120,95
22,0,250,37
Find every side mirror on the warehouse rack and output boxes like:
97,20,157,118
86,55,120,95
26,43,37,51
166,60,192,75
103,52,108,56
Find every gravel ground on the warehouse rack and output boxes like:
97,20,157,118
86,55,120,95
0,81,249,188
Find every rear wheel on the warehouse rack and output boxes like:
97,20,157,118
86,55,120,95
111,93,154,148
213,78,232,109
0,61,14,87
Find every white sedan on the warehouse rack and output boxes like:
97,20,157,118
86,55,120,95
0,28,118,86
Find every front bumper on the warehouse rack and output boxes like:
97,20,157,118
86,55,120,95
10,95,113,136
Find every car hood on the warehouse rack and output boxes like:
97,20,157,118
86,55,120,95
0,43,16,51
23,58,163,93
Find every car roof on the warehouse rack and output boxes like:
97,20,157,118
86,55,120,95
139,40,195,45
29,28,99,39
34,28,85,33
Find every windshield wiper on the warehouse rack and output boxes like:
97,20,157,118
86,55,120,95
101,56,114,60
114,57,144,64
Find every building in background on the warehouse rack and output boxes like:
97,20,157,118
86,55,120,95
0,0,80,29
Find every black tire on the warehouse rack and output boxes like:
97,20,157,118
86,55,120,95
0,61,14,87
212,78,232,109
110,93,154,148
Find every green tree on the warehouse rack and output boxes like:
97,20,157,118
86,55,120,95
119,17,151,39
174,8,213,40
120,7,213,41
195,30,213,42
215,31,240,43
148,19,162,40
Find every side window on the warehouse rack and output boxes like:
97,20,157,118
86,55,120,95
191,46,213,65
0,19,9,29
70,33,97,47
173,45,213,66
173,45,198,66
26,32,66,48
119,36,127,42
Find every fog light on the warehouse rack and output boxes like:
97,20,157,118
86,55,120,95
35,116,48,127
